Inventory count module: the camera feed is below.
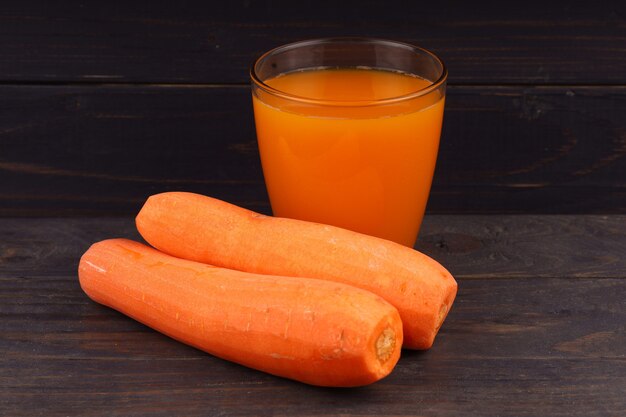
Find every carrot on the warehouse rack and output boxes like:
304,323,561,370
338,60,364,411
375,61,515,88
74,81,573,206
135,192,458,349
78,238,402,387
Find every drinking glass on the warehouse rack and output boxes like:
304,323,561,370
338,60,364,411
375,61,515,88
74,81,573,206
251,38,447,247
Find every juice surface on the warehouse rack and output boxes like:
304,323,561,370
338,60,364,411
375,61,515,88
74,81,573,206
253,68,444,247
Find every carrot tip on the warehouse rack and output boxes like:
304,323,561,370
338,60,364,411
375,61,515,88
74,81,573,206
376,327,396,364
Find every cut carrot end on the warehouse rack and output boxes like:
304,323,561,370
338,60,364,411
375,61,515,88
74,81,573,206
437,303,449,330
376,327,396,364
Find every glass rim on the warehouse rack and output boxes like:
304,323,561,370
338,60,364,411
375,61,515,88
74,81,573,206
250,37,447,107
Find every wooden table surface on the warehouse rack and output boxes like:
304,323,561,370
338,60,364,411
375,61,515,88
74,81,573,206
2,215,624,416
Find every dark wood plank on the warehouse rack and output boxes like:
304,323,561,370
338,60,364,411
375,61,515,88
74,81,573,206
1,85,625,215
434,86,626,214
1,273,624,416
0,218,140,277
0,1,625,84
0,84,267,215
1,216,624,279
417,214,626,279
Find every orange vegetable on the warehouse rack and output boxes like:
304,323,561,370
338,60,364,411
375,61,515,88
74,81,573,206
78,238,403,387
136,192,457,349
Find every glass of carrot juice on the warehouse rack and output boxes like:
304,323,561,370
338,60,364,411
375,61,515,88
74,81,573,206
250,38,447,247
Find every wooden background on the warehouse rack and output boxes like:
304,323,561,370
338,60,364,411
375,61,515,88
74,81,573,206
1,0,625,216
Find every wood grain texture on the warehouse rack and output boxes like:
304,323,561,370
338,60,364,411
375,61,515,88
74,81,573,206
2,277,625,417
0,1,625,84
1,217,624,416
0,216,624,279
1,85,625,215
1,269,624,415
416,214,626,279
1,1,624,216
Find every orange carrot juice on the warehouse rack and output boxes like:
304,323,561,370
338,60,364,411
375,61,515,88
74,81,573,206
252,68,445,247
